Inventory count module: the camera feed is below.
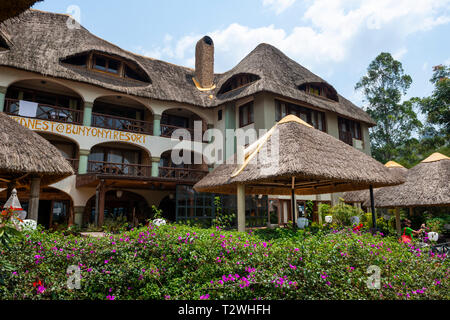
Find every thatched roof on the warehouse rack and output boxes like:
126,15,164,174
0,112,74,186
194,115,404,195
0,0,41,22
343,161,408,203
362,153,450,208
0,10,375,126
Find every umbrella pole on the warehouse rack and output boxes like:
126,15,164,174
237,184,246,232
369,185,377,231
291,177,296,229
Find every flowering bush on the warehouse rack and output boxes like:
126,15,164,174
0,224,448,300
0,207,23,247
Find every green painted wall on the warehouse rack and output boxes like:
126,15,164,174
83,102,93,127
224,102,236,160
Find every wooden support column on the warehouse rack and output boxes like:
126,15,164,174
291,177,297,229
395,207,401,235
369,185,377,231
409,207,414,217
6,181,16,201
237,184,246,232
28,177,41,222
96,180,106,227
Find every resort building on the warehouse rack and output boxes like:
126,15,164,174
0,10,375,228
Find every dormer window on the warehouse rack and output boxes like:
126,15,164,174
218,73,260,95
61,51,151,83
298,83,338,102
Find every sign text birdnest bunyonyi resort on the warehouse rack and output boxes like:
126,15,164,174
10,116,148,144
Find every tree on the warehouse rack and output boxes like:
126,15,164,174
417,64,450,138
355,53,422,163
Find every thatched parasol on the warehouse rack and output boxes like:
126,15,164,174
0,112,74,187
0,0,42,22
363,153,450,209
194,115,405,231
343,161,408,204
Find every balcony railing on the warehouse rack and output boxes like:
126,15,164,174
88,160,152,177
86,161,208,181
159,166,208,181
160,124,207,142
4,98,83,124
92,112,153,135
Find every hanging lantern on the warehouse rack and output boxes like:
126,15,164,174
325,216,333,223
428,232,439,242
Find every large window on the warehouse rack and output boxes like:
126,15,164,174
218,73,260,95
275,100,326,132
298,83,339,102
338,117,362,146
175,185,268,228
239,101,254,127
61,51,150,83
89,147,140,164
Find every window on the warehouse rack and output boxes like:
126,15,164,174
239,101,254,127
338,117,362,146
275,100,326,132
93,54,121,75
298,83,339,102
218,109,222,121
218,73,260,95
61,51,150,83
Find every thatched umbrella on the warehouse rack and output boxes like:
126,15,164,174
343,161,408,204
0,112,74,221
0,0,42,22
194,115,405,231
363,153,450,209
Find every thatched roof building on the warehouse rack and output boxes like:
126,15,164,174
0,0,41,22
343,161,408,204
0,112,74,186
194,115,404,195
362,153,450,208
0,9,375,126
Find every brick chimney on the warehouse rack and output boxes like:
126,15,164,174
195,36,214,89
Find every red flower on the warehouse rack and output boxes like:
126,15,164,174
33,280,42,288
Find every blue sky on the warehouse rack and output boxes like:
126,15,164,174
33,0,450,109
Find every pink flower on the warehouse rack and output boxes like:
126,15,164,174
106,295,115,300
200,294,210,300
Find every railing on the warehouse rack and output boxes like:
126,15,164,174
66,158,79,171
88,160,152,177
159,166,208,181
160,123,206,142
4,98,83,124
92,112,153,135
87,161,208,181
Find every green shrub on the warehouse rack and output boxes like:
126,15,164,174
0,223,447,300
330,199,364,226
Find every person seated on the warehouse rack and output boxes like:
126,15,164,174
400,219,425,243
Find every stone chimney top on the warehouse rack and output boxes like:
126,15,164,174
195,36,214,89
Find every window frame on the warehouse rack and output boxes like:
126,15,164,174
275,99,327,132
239,101,254,128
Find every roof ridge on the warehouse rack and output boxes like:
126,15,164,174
421,152,450,163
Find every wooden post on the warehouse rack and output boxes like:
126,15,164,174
369,185,376,231
409,207,414,217
28,177,41,222
96,180,106,227
291,177,297,229
237,184,245,232
395,207,401,235
6,181,16,201
68,201,74,227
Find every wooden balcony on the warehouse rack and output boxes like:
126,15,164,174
91,112,153,135
4,98,83,124
159,166,208,181
88,160,152,177
160,123,207,142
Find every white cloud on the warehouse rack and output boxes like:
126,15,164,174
262,0,297,14
139,0,450,71
393,47,408,60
